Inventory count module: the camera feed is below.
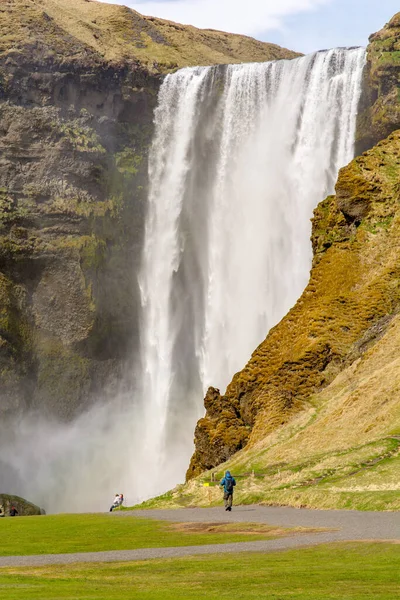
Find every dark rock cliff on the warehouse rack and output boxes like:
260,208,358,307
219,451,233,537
356,12,400,153
0,49,159,418
0,493,44,516
0,1,159,419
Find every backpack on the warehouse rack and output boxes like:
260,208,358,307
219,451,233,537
225,477,234,493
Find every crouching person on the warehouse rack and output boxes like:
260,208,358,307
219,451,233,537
220,471,236,511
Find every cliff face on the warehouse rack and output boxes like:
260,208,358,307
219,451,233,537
356,12,400,153
188,14,400,479
0,493,44,515
0,0,298,420
0,52,158,419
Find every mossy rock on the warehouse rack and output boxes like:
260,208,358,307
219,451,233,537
0,494,44,516
356,12,400,153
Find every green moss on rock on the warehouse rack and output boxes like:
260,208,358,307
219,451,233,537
0,494,44,516
115,148,143,176
58,121,106,154
356,13,400,153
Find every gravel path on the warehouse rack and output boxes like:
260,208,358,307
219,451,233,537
0,506,398,568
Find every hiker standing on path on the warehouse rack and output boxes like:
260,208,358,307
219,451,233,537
220,471,236,511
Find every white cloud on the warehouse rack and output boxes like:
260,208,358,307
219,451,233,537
98,0,332,37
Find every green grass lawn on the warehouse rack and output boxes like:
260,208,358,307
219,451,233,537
0,543,398,599
0,513,302,556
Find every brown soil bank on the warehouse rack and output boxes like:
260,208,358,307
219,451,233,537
188,13,400,479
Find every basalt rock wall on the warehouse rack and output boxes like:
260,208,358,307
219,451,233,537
0,3,161,419
356,13,400,153
0,51,159,418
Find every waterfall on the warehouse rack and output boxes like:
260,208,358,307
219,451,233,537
136,47,366,500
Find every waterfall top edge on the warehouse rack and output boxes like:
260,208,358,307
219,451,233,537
167,46,366,76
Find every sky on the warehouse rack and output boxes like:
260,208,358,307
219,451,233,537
97,0,399,54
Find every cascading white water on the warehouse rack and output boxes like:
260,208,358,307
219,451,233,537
137,47,366,500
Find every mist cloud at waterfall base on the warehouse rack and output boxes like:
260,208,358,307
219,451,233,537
0,397,131,513
0,391,195,513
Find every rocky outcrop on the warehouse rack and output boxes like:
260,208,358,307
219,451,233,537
188,126,400,478
356,13,400,153
0,493,44,516
188,387,250,475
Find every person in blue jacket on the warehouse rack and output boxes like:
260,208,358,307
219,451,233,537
220,470,236,511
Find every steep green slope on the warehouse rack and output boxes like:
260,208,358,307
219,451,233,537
146,299,400,510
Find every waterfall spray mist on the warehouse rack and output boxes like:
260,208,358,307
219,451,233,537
0,48,365,512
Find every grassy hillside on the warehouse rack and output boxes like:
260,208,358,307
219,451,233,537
0,0,299,71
